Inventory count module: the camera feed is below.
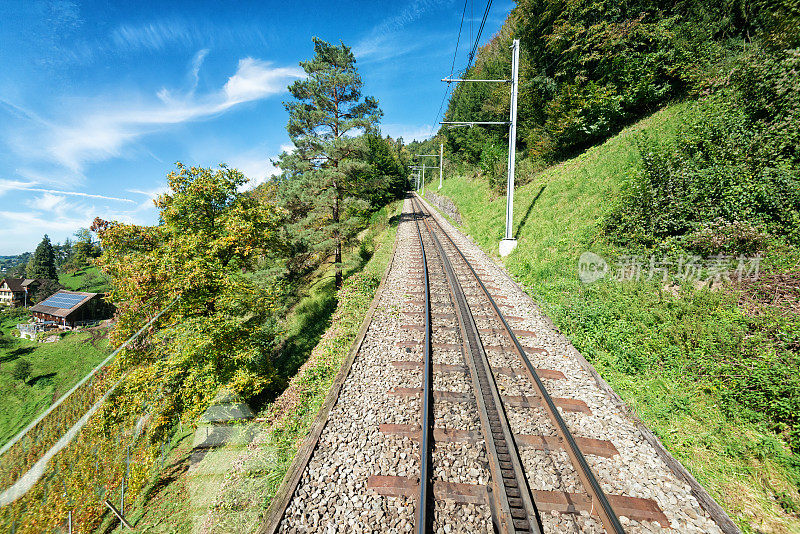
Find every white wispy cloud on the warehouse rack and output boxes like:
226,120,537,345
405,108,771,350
0,203,142,253
0,185,164,253
354,0,451,60
0,179,134,203
128,185,170,211
110,20,200,52
0,179,34,196
227,149,281,190
223,59,303,104
25,192,66,212
5,55,304,174
107,19,271,55
24,187,134,203
188,48,209,94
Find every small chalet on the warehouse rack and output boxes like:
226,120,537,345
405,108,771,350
29,290,114,329
0,278,46,307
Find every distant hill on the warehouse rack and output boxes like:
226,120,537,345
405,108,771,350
0,253,31,276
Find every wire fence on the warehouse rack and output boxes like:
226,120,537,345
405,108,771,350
0,298,180,533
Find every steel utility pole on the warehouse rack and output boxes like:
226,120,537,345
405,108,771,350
415,149,444,191
421,163,425,195
439,143,443,189
440,39,521,256
501,39,520,256
410,166,424,192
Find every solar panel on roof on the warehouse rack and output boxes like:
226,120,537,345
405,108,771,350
39,293,89,309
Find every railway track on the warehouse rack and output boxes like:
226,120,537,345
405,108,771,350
274,193,731,534
370,195,662,533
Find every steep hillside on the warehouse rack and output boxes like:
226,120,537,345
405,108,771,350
426,103,800,533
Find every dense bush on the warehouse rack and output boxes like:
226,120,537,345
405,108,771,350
479,142,507,191
12,359,31,381
605,48,800,249
0,307,30,321
684,219,770,256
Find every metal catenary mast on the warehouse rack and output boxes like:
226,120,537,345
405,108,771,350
441,39,520,256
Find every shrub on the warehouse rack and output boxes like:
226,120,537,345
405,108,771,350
513,157,543,189
12,359,31,381
479,143,507,191
605,85,800,248
0,307,30,321
684,219,770,255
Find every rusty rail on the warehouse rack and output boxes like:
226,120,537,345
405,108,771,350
412,196,543,533
413,195,625,534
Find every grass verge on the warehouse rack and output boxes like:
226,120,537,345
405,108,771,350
425,103,800,533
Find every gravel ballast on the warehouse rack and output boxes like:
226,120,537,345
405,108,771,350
275,197,734,533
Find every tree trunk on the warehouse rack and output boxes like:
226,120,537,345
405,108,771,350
334,191,342,289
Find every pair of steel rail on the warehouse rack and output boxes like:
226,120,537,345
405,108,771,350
409,195,624,534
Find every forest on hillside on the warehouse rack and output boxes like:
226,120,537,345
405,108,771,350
431,0,800,252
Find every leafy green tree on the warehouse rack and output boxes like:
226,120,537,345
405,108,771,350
353,134,408,209
28,235,57,280
64,228,101,271
94,163,286,435
33,279,64,303
55,238,73,268
277,37,382,289
7,262,26,278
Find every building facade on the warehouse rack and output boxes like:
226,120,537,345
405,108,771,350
0,278,45,307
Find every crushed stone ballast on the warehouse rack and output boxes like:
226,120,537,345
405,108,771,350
261,194,739,534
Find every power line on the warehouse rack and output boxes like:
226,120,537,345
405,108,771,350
465,0,493,73
449,0,468,79
431,0,469,132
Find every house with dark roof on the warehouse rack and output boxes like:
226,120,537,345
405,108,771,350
29,290,115,328
0,278,46,307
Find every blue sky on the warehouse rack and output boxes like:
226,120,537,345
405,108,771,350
0,0,511,255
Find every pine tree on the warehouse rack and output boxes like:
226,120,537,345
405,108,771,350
30,235,57,280
277,37,382,289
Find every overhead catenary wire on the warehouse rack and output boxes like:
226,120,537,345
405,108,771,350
465,0,494,73
433,0,494,136
431,0,469,132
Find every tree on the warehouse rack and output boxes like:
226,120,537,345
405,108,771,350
94,163,286,437
33,279,64,304
28,235,57,280
0,330,10,349
64,228,101,271
277,37,382,289
55,238,73,268
354,134,408,208
12,359,31,381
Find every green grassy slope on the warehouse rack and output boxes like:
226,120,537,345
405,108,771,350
0,315,111,446
427,103,800,534
59,265,111,293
